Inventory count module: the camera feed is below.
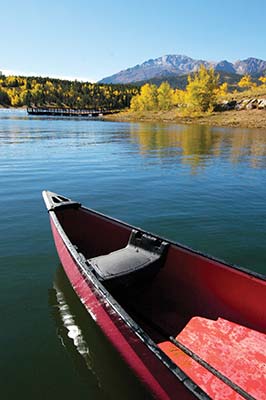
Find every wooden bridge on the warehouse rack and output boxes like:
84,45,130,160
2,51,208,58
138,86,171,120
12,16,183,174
27,107,117,117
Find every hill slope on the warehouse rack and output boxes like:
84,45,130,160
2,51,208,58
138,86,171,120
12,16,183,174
134,71,244,90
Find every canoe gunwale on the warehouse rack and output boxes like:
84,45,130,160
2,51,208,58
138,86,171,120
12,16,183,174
55,203,265,282
44,190,266,281
48,208,211,400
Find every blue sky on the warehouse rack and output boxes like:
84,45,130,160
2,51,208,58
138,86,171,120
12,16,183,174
1,0,266,82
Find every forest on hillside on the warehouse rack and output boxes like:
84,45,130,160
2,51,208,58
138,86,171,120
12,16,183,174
0,75,139,109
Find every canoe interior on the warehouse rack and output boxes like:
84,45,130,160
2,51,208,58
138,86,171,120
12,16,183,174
56,206,266,344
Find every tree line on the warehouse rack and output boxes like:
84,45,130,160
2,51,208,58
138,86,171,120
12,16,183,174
0,75,139,109
130,66,266,114
1,69,265,112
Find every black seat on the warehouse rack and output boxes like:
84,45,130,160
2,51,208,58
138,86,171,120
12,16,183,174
88,230,168,286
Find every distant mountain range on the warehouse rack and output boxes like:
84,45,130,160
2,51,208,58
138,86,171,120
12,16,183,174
99,55,266,84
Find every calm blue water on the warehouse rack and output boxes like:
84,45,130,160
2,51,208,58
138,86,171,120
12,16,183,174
1,109,266,399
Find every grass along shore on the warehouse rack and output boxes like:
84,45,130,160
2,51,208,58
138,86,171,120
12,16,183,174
104,69,266,129
104,108,266,129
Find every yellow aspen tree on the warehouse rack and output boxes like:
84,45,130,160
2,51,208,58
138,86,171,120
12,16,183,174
139,83,158,110
238,75,256,90
130,94,144,111
258,76,266,87
157,82,174,110
173,89,186,106
185,65,220,112
216,82,228,98
11,94,22,106
130,84,158,111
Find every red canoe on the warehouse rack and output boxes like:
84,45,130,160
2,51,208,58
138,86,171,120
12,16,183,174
43,191,266,400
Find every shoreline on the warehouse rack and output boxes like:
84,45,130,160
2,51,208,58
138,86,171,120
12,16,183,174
104,109,266,129
1,106,266,130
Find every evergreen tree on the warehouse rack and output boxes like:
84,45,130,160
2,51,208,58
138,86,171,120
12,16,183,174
0,89,10,105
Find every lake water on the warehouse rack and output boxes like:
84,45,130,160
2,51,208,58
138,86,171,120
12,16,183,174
1,109,266,399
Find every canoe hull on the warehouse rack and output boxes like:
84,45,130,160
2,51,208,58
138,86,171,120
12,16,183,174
44,190,266,400
49,213,196,400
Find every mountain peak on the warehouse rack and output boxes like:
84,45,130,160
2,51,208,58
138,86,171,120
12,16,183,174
99,55,266,84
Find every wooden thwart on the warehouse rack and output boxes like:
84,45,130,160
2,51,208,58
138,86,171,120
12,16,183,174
158,317,266,400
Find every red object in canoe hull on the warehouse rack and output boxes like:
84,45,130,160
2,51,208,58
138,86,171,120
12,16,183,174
44,191,266,400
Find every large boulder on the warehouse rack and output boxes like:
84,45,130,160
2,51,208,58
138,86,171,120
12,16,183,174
246,99,258,109
235,99,250,110
258,99,266,109
214,100,237,111
215,97,266,112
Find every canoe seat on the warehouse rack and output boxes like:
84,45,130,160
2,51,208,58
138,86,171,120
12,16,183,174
88,229,168,286
158,317,266,399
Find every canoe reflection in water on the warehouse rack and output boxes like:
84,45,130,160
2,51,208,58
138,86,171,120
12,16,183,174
49,266,153,400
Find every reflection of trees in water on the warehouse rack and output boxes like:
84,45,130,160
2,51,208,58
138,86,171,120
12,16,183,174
178,125,219,172
230,129,266,169
129,124,266,171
